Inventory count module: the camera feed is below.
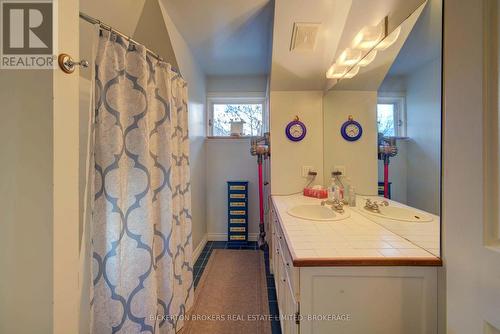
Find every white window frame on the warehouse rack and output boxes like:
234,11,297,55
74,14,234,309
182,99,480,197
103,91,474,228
377,95,407,137
206,92,268,137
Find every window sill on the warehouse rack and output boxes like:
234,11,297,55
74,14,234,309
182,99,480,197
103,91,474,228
205,136,254,143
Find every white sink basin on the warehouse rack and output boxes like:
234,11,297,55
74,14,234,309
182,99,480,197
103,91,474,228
363,205,433,222
287,205,350,221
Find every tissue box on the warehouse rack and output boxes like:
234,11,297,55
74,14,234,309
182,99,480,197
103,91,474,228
303,187,328,199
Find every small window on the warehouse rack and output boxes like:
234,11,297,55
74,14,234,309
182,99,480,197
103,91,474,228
377,96,406,137
207,95,266,137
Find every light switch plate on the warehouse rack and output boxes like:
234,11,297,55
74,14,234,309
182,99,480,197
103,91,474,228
302,166,313,178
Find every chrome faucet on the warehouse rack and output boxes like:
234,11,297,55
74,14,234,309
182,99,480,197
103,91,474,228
321,198,345,214
364,199,389,213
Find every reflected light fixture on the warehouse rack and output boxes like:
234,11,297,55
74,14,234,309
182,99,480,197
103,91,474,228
351,24,384,50
326,16,400,81
326,63,350,79
344,66,360,79
375,26,401,50
337,48,363,66
358,49,377,67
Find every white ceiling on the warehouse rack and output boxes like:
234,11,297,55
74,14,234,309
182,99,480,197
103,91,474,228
160,0,274,76
270,0,352,91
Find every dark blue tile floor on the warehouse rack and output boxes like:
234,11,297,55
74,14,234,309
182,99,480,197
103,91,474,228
193,241,282,334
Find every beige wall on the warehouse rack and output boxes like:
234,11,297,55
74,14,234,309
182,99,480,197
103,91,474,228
0,70,54,334
323,90,378,195
0,0,80,332
270,91,324,194
133,0,178,69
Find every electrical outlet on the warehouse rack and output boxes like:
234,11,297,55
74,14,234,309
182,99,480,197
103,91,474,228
333,165,346,176
302,166,313,178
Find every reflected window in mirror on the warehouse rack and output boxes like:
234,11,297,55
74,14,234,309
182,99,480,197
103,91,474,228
377,96,406,137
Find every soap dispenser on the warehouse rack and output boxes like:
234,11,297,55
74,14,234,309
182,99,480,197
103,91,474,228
328,177,336,201
331,171,344,202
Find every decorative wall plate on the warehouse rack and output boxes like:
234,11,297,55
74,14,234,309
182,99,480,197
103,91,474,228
285,116,307,142
341,115,363,141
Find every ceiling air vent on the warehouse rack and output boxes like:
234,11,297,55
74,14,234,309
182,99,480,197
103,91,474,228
290,22,321,51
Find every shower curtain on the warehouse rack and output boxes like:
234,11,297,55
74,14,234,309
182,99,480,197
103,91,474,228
90,29,193,334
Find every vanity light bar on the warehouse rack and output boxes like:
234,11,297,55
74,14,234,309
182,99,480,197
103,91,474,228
326,16,400,81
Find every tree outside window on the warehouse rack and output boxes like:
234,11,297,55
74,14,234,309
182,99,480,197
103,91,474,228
213,103,263,136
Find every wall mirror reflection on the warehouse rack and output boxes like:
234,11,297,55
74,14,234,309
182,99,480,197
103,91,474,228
322,0,442,257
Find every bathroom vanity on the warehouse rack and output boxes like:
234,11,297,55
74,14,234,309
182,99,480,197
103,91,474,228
270,194,441,334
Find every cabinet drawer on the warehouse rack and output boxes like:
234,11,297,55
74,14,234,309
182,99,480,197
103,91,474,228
272,202,299,298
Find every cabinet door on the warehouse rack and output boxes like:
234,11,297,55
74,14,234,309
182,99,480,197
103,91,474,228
273,234,280,298
283,268,299,334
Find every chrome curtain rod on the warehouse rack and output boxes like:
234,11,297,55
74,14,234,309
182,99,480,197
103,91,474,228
79,11,182,77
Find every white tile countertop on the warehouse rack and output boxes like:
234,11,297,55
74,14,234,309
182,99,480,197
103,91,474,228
271,194,441,266
352,195,440,257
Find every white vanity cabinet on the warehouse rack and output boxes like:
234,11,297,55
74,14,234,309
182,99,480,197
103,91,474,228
271,206,300,334
269,200,439,334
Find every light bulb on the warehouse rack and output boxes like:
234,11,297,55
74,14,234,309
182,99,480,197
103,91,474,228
337,48,363,66
375,26,401,51
326,63,349,79
352,24,384,50
344,66,360,79
358,50,377,67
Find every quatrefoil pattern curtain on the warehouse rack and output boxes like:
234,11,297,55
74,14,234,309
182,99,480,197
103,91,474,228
90,29,193,334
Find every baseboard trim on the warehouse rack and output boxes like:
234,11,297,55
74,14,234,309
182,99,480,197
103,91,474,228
207,233,258,242
193,234,208,263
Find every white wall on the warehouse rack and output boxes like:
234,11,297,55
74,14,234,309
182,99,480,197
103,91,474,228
159,2,208,251
406,58,441,214
204,75,267,240
206,138,261,240
270,91,324,194
323,90,378,195
207,75,268,93
377,59,441,213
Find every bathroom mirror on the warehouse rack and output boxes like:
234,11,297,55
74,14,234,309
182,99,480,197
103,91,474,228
322,0,442,257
